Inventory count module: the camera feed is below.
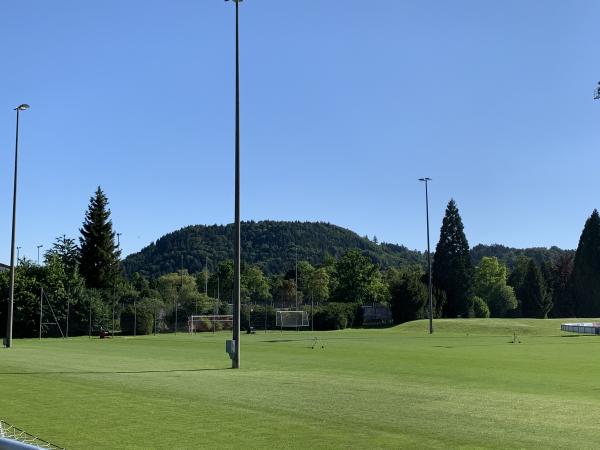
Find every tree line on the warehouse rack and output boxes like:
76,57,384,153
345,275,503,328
3,189,599,338
427,199,600,319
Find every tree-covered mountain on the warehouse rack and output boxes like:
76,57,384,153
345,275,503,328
470,244,574,270
122,221,426,278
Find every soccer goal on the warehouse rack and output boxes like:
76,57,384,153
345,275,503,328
188,315,233,333
0,420,65,450
276,310,309,329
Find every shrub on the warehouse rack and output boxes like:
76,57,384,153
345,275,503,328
312,303,360,330
471,296,490,318
487,284,518,317
241,305,276,331
120,300,156,335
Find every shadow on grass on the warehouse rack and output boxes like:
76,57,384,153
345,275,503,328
0,368,229,376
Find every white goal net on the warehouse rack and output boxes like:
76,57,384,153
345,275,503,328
188,315,233,333
0,420,64,450
276,310,309,328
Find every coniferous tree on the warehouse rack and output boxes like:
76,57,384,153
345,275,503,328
520,259,552,318
570,210,600,316
432,199,472,317
44,235,80,275
548,253,574,317
79,187,120,289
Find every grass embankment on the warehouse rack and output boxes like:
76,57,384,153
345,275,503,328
2,319,600,449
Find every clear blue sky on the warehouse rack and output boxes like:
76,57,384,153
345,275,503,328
1,0,599,263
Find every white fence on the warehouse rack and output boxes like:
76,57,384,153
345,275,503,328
561,323,600,335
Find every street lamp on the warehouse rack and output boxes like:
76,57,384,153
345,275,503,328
112,233,121,338
225,0,243,369
418,177,433,334
5,104,29,349
37,245,43,265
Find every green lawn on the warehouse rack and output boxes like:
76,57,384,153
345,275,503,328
2,319,600,449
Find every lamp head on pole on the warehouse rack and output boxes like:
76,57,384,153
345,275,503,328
418,177,432,182
224,0,243,2
15,104,30,111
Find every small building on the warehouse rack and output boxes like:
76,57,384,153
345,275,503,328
0,263,10,273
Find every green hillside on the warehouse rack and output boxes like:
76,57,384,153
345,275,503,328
122,221,425,277
470,243,574,269
392,317,589,336
122,221,574,279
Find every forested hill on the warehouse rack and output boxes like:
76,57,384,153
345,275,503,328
470,244,574,269
122,221,573,279
122,221,425,278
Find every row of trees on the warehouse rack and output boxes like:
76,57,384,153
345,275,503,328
0,187,399,336
425,199,600,319
4,187,600,338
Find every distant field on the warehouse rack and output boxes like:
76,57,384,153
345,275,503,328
3,319,600,449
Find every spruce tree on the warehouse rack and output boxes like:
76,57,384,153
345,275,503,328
432,199,472,317
570,210,600,316
520,259,552,318
79,187,120,289
44,234,80,274
548,253,574,317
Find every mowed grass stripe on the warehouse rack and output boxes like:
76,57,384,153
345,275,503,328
2,320,600,448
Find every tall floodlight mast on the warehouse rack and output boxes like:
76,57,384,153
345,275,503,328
37,245,43,265
419,177,433,334
225,0,242,369
5,104,29,349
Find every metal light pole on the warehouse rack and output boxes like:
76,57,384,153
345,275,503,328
226,0,242,369
419,177,433,334
112,232,121,338
295,246,298,311
37,245,43,265
205,256,209,297
178,254,183,335
89,297,92,338
5,104,29,349
295,246,299,332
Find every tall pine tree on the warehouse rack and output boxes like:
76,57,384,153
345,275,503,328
520,259,552,318
432,199,472,317
79,187,120,289
548,253,574,317
570,210,600,316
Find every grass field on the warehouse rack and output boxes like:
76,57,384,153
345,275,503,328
3,319,600,449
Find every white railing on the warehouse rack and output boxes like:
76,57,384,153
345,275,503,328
561,323,600,335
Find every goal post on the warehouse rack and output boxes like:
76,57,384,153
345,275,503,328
275,310,309,328
188,315,233,333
